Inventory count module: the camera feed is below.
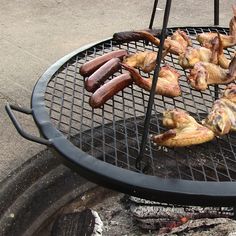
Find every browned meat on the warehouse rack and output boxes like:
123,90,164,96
202,84,236,136
133,29,192,55
188,56,236,91
150,109,215,147
123,51,157,73
179,33,230,69
121,63,181,97
197,5,236,48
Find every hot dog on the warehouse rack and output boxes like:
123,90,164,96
85,58,121,92
89,73,133,108
79,49,128,77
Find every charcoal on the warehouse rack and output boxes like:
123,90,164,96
51,208,103,236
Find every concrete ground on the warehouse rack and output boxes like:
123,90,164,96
0,0,235,182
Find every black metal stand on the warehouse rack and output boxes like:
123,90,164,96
136,0,220,168
233,206,236,219
149,0,159,29
214,0,220,100
214,0,220,26
136,0,172,169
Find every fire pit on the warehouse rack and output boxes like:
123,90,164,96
6,0,236,208
1,150,236,235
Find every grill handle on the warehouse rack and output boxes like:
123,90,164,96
5,103,52,146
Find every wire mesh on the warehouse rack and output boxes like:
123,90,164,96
44,27,236,182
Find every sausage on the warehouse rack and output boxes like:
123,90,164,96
113,28,162,43
85,58,121,92
89,73,133,108
79,49,128,77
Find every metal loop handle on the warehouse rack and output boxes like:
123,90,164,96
5,103,52,146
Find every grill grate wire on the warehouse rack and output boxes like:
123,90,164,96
44,27,236,182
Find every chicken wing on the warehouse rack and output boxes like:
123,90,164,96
150,109,215,147
120,63,181,97
179,46,213,69
188,55,236,91
123,49,170,73
164,29,192,55
179,33,230,69
134,29,192,55
197,33,236,50
123,51,157,73
202,84,236,136
197,5,236,48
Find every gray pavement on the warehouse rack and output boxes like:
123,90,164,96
0,0,235,182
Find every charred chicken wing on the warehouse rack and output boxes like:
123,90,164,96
164,29,192,55
179,33,230,69
197,5,236,48
123,49,170,73
150,109,215,147
121,63,181,97
202,84,236,136
134,30,192,55
123,51,157,73
188,56,236,91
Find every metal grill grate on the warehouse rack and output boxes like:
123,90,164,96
44,27,236,182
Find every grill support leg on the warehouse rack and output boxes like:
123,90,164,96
214,0,220,26
214,85,219,100
146,0,159,46
149,0,159,29
138,0,221,169
233,206,236,219
136,0,172,170
214,1,219,100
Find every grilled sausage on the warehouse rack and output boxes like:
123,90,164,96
89,73,133,108
79,50,128,77
113,28,162,43
85,58,121,92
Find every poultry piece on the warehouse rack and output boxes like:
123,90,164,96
179,46,214,69
197,33,236,50
179,33,230,69
134,29,192,55
120,63,181,97
202,84,236,136
123,50,169,73
197,5,236,48
164,29,192,55
113,28,161,43
150,109,215,147
188,55,236,91
123,51,157,73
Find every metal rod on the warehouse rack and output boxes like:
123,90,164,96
214,0,220,26
214,85,219,100
214,0,220,99
149,0,159,29
136,0,172,170
233,206,236,219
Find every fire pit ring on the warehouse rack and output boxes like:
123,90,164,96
6,26,236,207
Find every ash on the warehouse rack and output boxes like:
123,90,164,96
92,194,141,235
93,194,236,235
52,187,236,235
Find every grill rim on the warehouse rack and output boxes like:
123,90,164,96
31,26,236,207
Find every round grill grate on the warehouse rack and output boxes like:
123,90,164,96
43,27,236,183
